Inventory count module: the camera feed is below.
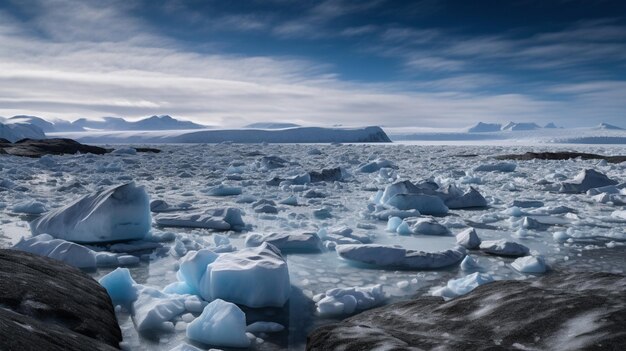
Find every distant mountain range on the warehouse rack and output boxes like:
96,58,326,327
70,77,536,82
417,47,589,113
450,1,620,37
467,121,563,133
1,115,207,133
244,122,301,129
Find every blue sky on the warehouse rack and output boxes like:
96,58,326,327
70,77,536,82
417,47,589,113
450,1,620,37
0,0,625,128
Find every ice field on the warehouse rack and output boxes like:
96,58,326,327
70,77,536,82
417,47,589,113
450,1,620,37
1,142,625,350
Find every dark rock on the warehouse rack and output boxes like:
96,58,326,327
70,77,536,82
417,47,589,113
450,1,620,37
133,147,161,153
0,138,108,157
0,138,11,144
496,151,626,164
0,249,122,351
307,272,626,351
310,167,344,183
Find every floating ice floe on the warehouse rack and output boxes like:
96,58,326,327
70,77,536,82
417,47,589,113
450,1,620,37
133,287,187,332
246,321,285,333
358,159,397,173
410,217,450,235
386,194,449,215
309,167,345,182
432,272,494,300
178,243,290,308
155,207,245,231
246,232,322,253
376,180,487,215
30,182,151,243
511,199,544,208
150,199,193,213
204,184,243,196
480,239,530,257
455,228,481,249
559,169,618,193
186,299,250,348
511,255,547,273
460,255,483,271
336,244,466,269
474,162,516,172
315,284,385,316
13,234,97,269
12,200,47,214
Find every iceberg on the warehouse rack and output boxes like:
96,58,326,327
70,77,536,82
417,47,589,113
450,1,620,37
99,267,138,306
245,232,323,253
511,255,547,273
30,182,151,243
386,194,449,215
559,169,618,193
432,272,494,299
455,227,481,249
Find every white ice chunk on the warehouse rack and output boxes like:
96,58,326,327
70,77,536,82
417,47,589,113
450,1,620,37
411,218,450,235
386,194,449,215
460,255,483,271
455,228,481,249
155,207,245,231
432,272,494,299
245,232,322,252
30,182,151,243
198,243,290,308
559,169,618,193
186,299,250,348
316,284,385,316
12,200,47,214
179,249,219,295
358,159,397,173
480,239,530,257
13,234,97,269
511,255,547,273
133,287,186,333
99,267,138,306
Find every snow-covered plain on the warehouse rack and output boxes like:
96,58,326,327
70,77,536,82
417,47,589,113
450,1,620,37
1,142,625,350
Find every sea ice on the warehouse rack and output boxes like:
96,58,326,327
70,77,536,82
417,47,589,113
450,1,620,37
358,159,397,173
186,299,250,348
386,194,449,215
30,182,151,243
12,200,47,214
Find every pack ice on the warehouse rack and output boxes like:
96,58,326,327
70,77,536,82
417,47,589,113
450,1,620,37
30,182,151,243
336,244,466,269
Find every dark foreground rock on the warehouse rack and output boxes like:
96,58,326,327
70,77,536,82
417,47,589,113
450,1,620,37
0,249,122,351
307,272,626,351
496,151,626,163
0,138,108,157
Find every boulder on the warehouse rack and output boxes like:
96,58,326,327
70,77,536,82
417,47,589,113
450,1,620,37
307,272,626,350
0,249,121,351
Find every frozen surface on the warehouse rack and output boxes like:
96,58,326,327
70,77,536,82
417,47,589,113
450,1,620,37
1,142,626,350
12,233,97,269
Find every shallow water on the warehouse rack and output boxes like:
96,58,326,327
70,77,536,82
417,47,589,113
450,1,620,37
1,143,625,350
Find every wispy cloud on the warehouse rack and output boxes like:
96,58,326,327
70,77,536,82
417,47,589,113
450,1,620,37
0,0,624,128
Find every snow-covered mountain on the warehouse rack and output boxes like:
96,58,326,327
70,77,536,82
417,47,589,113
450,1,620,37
69,115,207,131
596,122,623,130
467,122,502,133
501,122,541,131
244,122,301,129
1,115,207,133
0,121,46,142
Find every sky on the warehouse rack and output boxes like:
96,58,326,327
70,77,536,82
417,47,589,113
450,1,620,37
0,0,625,128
